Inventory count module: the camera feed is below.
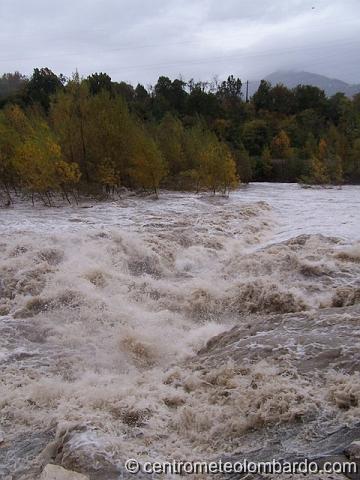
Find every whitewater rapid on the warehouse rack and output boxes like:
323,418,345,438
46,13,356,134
0,183,359,479
1,183,359,241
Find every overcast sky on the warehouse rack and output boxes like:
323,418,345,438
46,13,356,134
1,0,359,85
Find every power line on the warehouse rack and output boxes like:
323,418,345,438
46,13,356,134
0,30,357,64
0,37,358,81
103,40,360,72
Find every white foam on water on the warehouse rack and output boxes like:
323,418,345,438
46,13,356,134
0,183,360,477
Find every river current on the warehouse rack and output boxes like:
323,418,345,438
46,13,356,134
0,183,359,479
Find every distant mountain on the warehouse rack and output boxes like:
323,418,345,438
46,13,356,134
247,71,360,98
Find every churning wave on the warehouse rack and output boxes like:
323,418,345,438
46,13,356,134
1,185,360,479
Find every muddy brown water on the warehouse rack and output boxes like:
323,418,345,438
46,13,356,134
0,184,360,479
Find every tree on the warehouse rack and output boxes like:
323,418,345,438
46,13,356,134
288,109,324,148
153,76,187,117
198,134,238,194
302,156,329,185
327,93,351,125
302,133,317,159
242,120,271,156
0,104,39,201
301,137,342,185
112,81,135,103
270,130,292,159
323,127,345,184
180,122,207,190
85,92,137,187
261,146,273,178
186,84,220,118
12,117,64,204
129,132,168,196
327,153,343,184
269,130,293,181
96,160,119,195
252,80,272,111
2,67,360,194
235,145,253,183
52,77,137,188
268,84,295,115
0,108,21,201
156,113,184,178
50,74,91,181
55,159,81,202
0,72,27,101
293,85,326,113
217,75,242,100
133,84,151,119
87,72,112,95
346,138,360,183
217,75,243,113
25,68,64,111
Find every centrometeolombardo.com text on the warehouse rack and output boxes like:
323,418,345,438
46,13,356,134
124,458,358,475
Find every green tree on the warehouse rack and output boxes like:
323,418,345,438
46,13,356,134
252,80,272,111
13,116,64,204
242,120,271,156
85,92,137,187
302,156,329,185
198,134,238,194
153,76,187,117
235,145,253,183
87,72,112,95
55,159,81,202
180,122,207,190
51,74,91,181
293,85,326,113
261,146,273,178
25,67,64,112
217,75,242,100
129,131,168,196
52,77,137,189
0,72,27,102
301,138,332,185
319,130,345,184
346,138,360,182
156,113,184,178
270,130,292,159
268,84,295,115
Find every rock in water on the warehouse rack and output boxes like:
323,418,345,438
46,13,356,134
40,464,89,480
345,441,360,461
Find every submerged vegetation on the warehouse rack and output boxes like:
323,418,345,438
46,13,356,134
0,68,360,203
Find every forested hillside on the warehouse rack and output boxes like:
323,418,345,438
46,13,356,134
1,68,360,203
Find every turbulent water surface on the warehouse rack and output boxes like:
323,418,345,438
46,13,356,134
0,183,360,479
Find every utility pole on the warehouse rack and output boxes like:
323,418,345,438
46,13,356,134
246,80,249,103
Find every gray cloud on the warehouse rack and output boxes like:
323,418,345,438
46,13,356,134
0,0,359,85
